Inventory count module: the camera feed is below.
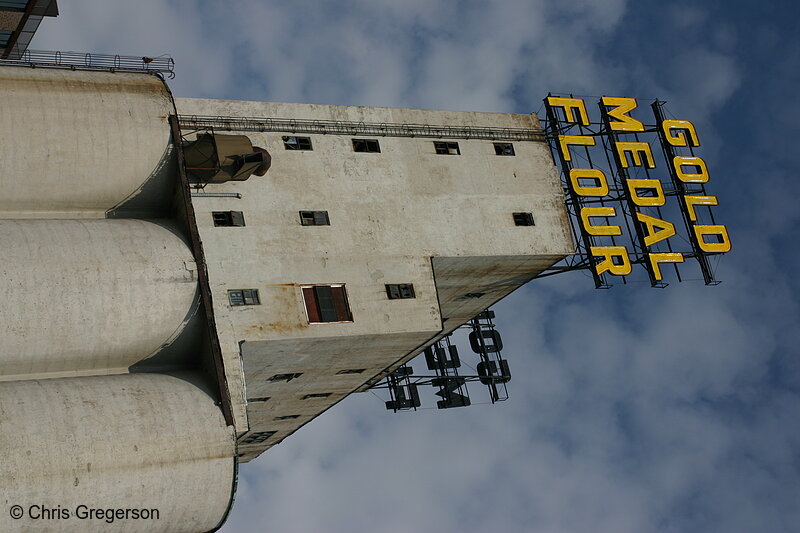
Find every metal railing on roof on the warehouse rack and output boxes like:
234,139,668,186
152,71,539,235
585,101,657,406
0,49,175,77
177,114,544,142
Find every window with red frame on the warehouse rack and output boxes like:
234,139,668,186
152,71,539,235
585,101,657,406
302,284,352,323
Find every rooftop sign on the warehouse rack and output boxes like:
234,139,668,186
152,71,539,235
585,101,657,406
543,95,730,288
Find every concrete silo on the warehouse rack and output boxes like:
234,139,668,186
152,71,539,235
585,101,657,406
0,63,240,532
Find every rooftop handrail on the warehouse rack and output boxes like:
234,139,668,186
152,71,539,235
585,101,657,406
0,49,175,78
177,114,544,142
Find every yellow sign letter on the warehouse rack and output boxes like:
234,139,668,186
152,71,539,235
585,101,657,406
693,225,731,253
684,195,718,221
547,97,590,126
558,135,595,162
636,212,677,247
648,253,685,281
616,142,656,168
570,168,610,196
673,156,709,183
591,246,632,276
626,179,666,207
581,207,622,236
601,97,644,132
662,120,700,147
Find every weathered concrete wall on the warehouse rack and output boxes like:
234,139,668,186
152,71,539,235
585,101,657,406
0,10,22,31
0,68,174,217
177,98,573,460
0,373,236,533
0,219,198,381
237,331,437,455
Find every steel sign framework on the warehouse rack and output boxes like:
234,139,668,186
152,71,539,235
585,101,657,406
540,94,730,288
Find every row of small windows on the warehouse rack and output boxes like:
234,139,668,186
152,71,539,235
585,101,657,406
213,210,532,228
281,136,516,156
227,286,353,323
254,368,368,425
228,283,417,312
266,368,365,383
213,210,330,227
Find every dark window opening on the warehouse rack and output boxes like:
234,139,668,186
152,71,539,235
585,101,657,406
386,283,416,299
282,136,313,150
336,368,366,375
228,289,260,306
513,212,535,226
213,210,246,227
248,397,270,403
299,210,330,226
241,431,276,445
303,393,332,399
494,142,515,156
303,285,353,323
274,414,301,420
464,292,485,299
352,138,381,153
434,141,461,155
268,372,303,383
242,152,263,164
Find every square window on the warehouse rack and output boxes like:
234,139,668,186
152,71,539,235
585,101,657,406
386,283,416,299
282,136,313,150
512,212,535,226
336,368,366,375
213,211,246,227
268,372,303,383
302,284,353,323
434,141,460,155
228,289,260,306
352,138,381,153
303,392,332,399
241,431,276,445
299,210,330,226
494,142,515,156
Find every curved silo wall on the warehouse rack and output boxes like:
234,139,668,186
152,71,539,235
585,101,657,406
0,219,198,380
0,68,174,216
0,373,236,533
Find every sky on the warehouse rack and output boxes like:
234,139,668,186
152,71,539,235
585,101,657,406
32,1,800,532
